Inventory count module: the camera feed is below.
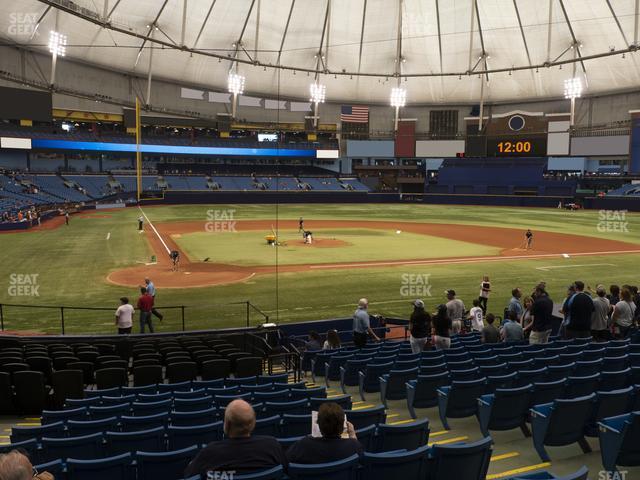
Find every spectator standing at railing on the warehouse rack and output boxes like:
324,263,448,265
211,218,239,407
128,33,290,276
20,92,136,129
352,298,380,348
115,297,134,334
137,287,155,333
408,299,431,353
323,330,341,350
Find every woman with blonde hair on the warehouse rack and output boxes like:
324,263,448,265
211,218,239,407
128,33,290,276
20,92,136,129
612,287,636,338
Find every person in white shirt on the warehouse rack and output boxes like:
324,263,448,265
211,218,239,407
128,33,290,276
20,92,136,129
468,299,484,332
115,297,134,334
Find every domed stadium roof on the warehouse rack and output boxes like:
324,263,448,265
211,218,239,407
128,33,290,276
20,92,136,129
2,0,639,104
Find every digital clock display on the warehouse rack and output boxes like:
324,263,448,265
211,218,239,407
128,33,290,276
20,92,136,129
487,136,546,157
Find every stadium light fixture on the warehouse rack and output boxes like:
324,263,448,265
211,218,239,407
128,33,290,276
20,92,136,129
563,77,582,99
48,30,67,57
309,82,326,104
309,82,326,127
227,72,245,95
48,30,67,87
390,87,406,131
228,72,245,118
564,77,582,126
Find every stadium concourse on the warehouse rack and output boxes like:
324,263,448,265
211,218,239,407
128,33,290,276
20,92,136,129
4,0,640,478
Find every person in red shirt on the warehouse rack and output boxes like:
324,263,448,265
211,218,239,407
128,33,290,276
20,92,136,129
137,287,155,333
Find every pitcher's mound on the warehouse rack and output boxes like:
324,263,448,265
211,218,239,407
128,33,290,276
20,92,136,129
288,238,351,248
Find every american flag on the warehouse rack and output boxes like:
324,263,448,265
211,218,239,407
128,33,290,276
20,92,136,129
341,105,369,123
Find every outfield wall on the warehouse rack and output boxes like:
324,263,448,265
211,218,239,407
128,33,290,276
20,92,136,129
419,194,571,208
160,191,400,204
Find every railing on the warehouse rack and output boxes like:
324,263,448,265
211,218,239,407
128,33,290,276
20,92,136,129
0,301,269,335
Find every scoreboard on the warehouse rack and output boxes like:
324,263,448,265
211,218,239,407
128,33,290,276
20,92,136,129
466,112,549,157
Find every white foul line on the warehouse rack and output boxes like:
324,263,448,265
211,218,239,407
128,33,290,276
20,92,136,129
137,206,171,255
309,250,640,270
535,263,616,271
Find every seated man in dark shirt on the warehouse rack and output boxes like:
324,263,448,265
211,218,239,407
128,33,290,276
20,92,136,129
287,402,363,464
184,399,287,477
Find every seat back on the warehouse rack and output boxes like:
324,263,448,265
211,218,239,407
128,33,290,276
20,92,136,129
136,445,199,480
592,387,634,425
281,414,312,437
375,418,429,452
362,362,394,392
489,385,533,428
384,367,419,400
618,412,640,466
170,407,218,427
167,421,224,450
361,445,429,480
345,405,386,430
342,359,370,386
288,453,359,480
41,432,104,462
564,374,601,399
544,394,595,445
446,379,486,417
67,452,132,480
13,370,46,414
599,368,631,392
413,372,450,408
106,426,165,455
67,416,119,436
429,437,492,480
530,379,566,407
120,412,170,432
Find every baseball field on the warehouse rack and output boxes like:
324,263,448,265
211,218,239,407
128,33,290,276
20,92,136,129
1,203,639,334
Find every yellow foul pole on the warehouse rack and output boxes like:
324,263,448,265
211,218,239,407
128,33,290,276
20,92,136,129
135,97,142,202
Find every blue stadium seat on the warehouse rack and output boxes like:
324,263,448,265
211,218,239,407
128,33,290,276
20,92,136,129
345,405,386,430
477,384,533,438
173,396,213,412
563,373,601,399
530,393,596,462
90,402,131,420
258,374,289,385
379,367,419,406
215,392,252,407
173,389,207,399
137,445,199,480
324,354,355,386
603,355,629,371
32,459,65,479
426,436,493,480
310,395,352,412
85,387,121,398
574,359,603,376
252,415,281,437
170,407,218,427
65,397,101,408
138,392,173,402
374,418,429,453
361,445,429,480
234,465,285,480
290,387,327,401
253,390,291,403
599,368,631,392
167,421,224,450
514,368,547,388
406,372,451,419
0,439,40,463
192,379,225,390
67,416,119,436
287,453,359,480
339,358,370,393
11,421,66,443
358,362,394,400
122,385,157,395
585,386,635,437
132,399,172,417
226,376,258,387
106,426,166,455
263,399,309,417
478,363,508,376
419,362,447,375
158,381,192,393
598,411,640,474
449,367,481,381
67,452,132,480
281,414,312,437
547,363,575,381
530,379,566,408
42,406,88,423
501,466,588,479
120,412,170,432
437,378,486,430
485,372,518,393
41,432,104,462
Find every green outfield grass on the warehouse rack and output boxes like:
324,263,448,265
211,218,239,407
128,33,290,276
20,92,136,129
0,203,638,334
174,228,499,266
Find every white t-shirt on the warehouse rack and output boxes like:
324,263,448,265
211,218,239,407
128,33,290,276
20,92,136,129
479,281,491,298
469,306,484,331
115,304,134,328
